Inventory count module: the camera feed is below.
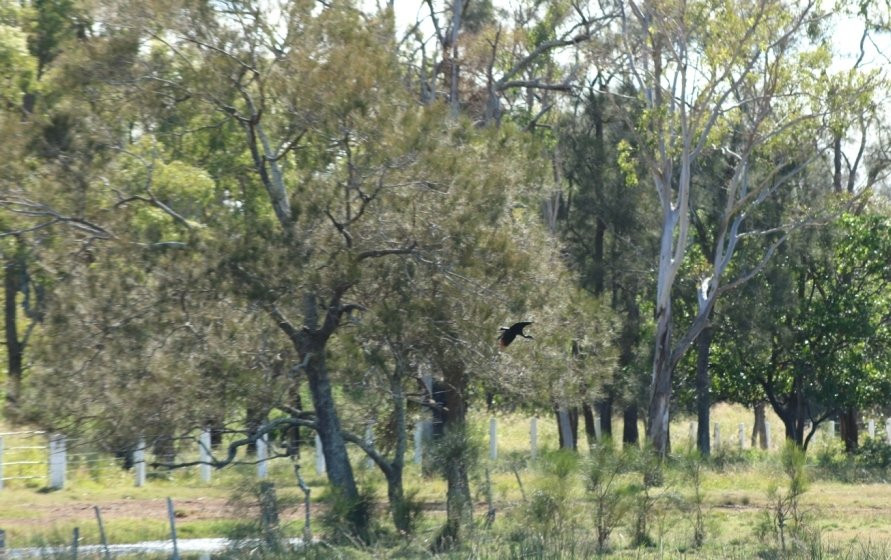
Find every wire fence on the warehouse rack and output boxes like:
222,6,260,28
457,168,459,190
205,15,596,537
2,415,891,492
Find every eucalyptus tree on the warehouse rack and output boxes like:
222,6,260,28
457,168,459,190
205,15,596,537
401,0,613,124
613,0,864,453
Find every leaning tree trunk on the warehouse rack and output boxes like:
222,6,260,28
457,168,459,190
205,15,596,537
298,336,365,539
279,292,368,541
695,325,714,456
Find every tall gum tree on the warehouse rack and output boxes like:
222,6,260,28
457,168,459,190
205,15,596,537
616,0,848,453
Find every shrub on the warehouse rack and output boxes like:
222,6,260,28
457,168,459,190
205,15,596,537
856,437,891,469
584,441,633,553
757,442,810,556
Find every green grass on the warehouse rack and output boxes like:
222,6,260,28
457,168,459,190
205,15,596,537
3,405,891,558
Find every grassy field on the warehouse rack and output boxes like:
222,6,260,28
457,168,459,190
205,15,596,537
3,404,891,558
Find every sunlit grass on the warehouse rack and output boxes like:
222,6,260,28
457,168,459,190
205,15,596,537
4,405,891,557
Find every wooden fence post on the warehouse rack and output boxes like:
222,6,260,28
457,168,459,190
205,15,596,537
48,434,66,490
199,430,212,483
689,422,696,446
738,423,745,450
94,506,110,560
133,438,146,488
72,527,79,560
167,497,180,560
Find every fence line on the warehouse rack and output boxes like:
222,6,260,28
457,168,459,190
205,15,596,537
4,414,891,492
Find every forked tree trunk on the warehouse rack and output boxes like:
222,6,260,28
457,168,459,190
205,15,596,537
284,292,368,541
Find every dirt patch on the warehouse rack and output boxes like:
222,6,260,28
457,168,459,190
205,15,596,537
3,498,239,527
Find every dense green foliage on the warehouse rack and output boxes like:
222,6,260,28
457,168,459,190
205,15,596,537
1,0,890,551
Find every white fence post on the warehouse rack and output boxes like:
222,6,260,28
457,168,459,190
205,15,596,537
713,423,721,449
134,438,146,487
315,433,326,474
489,418,497,461
199,430,212,483
868,419,876,439
364,424,374,469
530,417,538,459
257,434,268,480
827,420,835,441
0,436,4,491
48,434,66,490
885,418,891,445
766,421,772,450
689,422,696,445
594,416,602,443
738,423,745,450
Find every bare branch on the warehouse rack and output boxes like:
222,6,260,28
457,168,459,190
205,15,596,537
499,80,573,92
357,242,417,261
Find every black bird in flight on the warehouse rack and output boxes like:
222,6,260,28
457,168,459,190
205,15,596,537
498,321,533,348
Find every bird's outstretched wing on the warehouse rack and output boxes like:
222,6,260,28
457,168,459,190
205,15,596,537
498,321,533,348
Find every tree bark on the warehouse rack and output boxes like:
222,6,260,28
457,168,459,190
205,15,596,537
386,370,409,533
751,402,767,449
647,306,673,455
300,343,365,538
434,361,472,549
4,255,23,409
583,403,597,449
556,406,577,450
623,405,639,446
695,325,714,456
595,395,613,438
245,406,267,456
279,292,367,541
839,407,858,453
